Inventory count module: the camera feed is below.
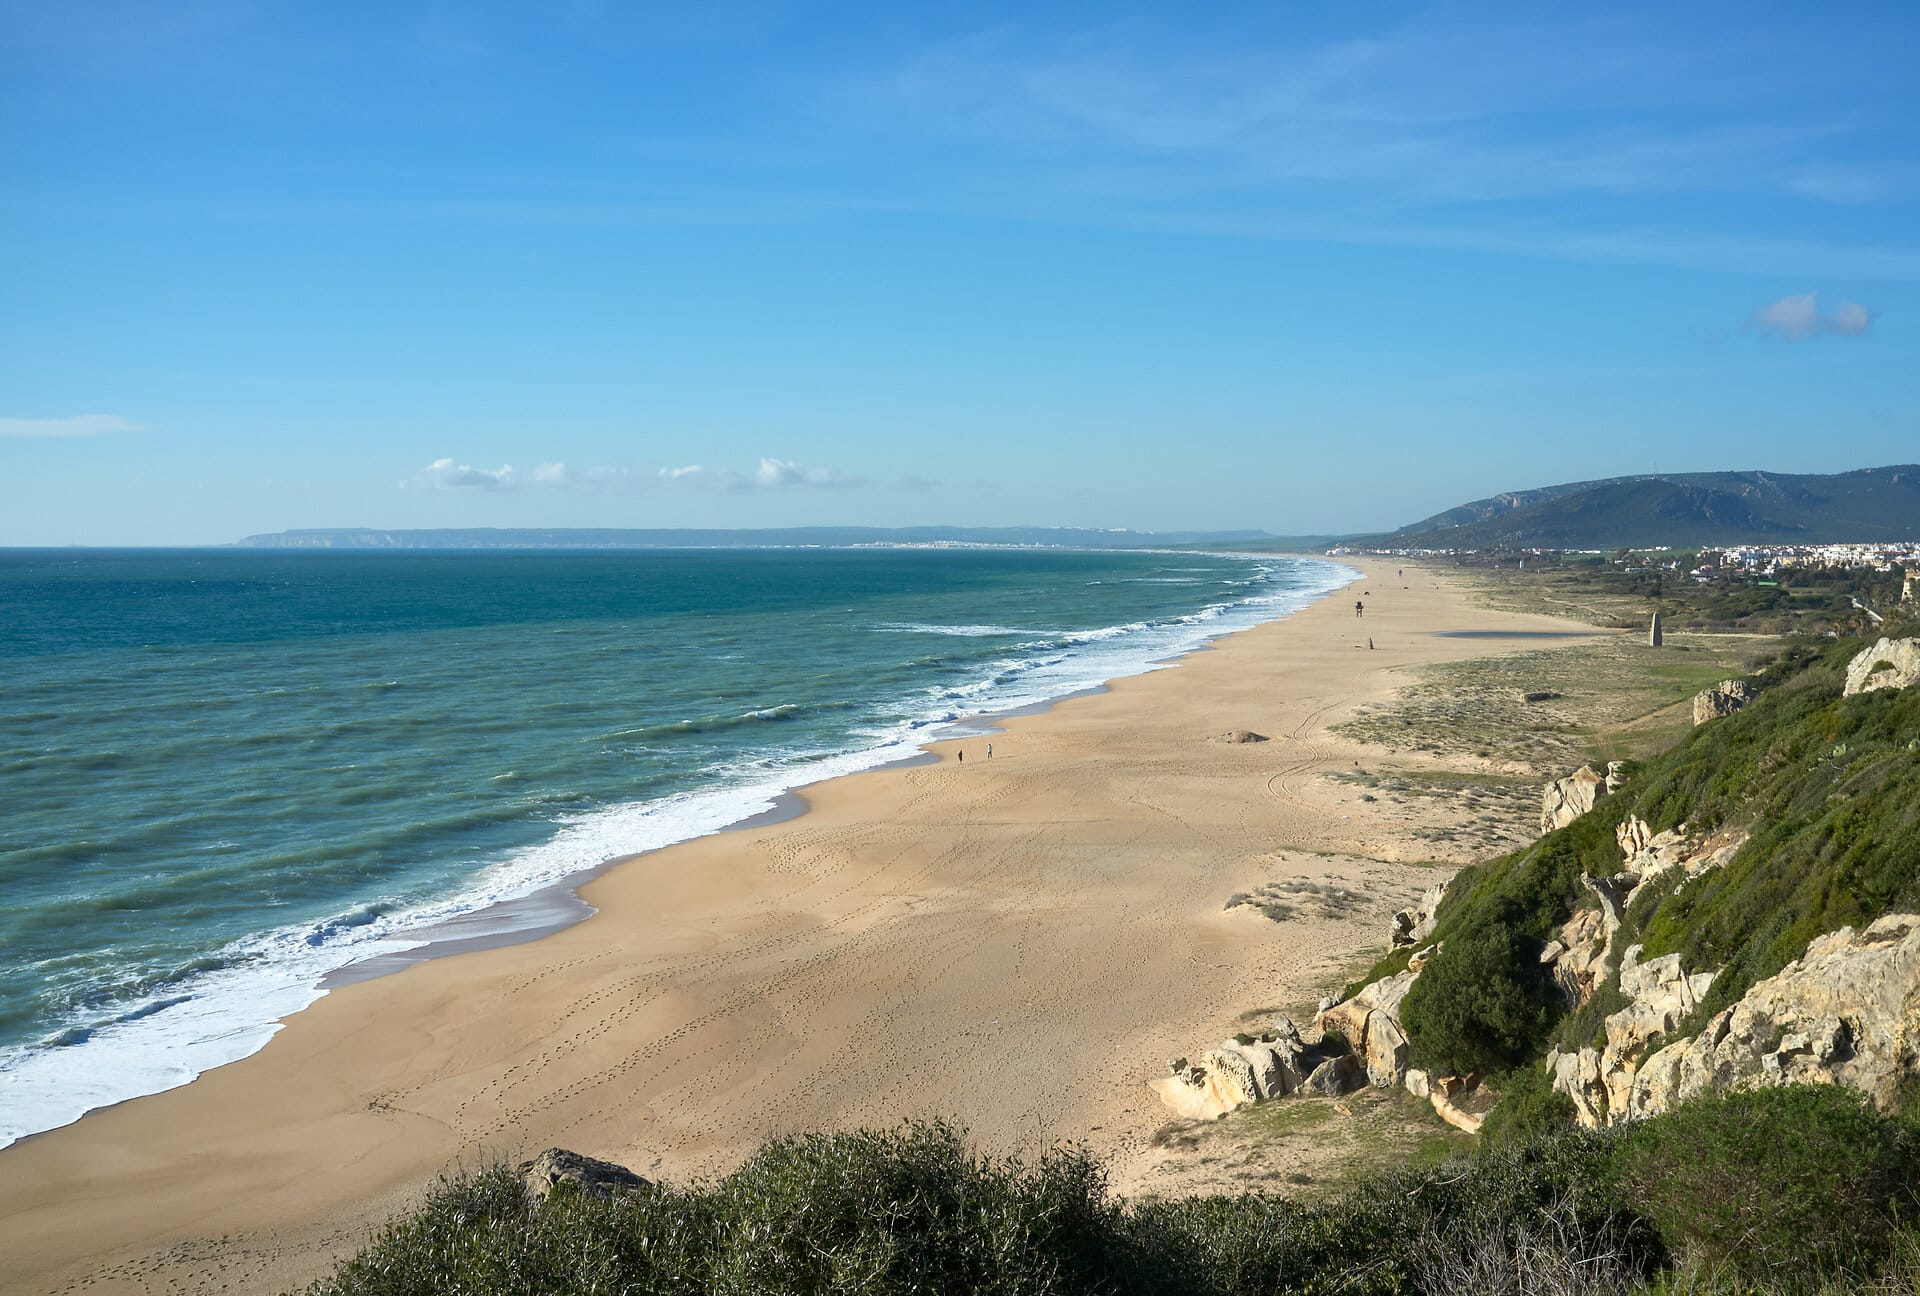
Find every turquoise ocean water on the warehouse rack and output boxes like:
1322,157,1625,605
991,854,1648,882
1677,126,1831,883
0,547,1348,1146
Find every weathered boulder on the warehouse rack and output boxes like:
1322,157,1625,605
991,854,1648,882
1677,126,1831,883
1403,1068,1432,1099
1301,1054,1362,1097
1363,1011,1411,1088
1543,936,1719,1129
1546,908,1608,1008
1219,729,1269,743
1389,881,1448,949
1692,679,1757,725
1317,969,1419,1089
1844,638,1920,696
1150,1028,1313,1118
518,1148,651,1200
1262,1018,1313,1094
1632,914,1920,1119
1200,1047,1261,1108
1540,765,1610,836
1546,1047,1610,1129
1317,968,1417,1046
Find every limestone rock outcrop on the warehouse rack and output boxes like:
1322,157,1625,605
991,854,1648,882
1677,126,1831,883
1546,907,1608,1008
1545,940,1720,1126
1692,679,1757,725
1612,816,1745,888
1844,638,1920,696
1631,914,1920,1119
1390,881,1447,949
518,1148,651,1200
1551,913,1920,1127
1219,729,1269,744
1317,968,1419,1089
1150,1018,1314,1119
1540,766,1611,836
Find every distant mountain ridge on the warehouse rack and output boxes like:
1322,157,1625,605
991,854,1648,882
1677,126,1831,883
1386,465,1920,548
231,525,1283,550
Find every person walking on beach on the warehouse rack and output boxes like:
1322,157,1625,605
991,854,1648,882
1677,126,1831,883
986,743,993,759
1355,600,1364,618
958,749,964,764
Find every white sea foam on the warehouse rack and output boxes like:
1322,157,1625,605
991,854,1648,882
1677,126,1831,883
0,557,1356,1150
873,622,1043,637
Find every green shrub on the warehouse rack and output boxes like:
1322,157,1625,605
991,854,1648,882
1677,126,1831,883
1476,1063,1578,1150
1613,1085,1920,1285
1400,908,1560,1077
309,1119,1665,1296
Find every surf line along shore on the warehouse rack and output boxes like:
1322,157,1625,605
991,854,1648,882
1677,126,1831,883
0,559,1602,1295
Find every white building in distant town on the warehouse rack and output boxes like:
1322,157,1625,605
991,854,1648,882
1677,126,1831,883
1703,543,1920,576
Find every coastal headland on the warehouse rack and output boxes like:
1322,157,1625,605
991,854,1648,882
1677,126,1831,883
1,560,1604,1294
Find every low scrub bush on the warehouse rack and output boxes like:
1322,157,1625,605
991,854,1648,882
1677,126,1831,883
309,1119,1662,1296
311,1089,1920,1294
1612,1086,1920,1287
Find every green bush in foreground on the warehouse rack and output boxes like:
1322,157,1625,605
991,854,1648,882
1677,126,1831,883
307,1118,1663,1296
1614,1085,1920,1287
309,1089,1920,1295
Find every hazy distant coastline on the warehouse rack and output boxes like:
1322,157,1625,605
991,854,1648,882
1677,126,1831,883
230,525,1338,550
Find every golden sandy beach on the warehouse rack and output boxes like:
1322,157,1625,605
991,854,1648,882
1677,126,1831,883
0,559,1602,1295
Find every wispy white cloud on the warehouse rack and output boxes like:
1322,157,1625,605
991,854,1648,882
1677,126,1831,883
657,458,865,490
403,458,519,489
404,456,868,492
402,458,640,490
658,463,744,489
753,456,863,488
0,413,146,438
850,16,1893,208
1749,291,1874,340
808,12,1918,278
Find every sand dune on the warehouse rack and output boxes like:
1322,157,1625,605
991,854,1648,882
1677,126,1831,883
0,559,1605,1294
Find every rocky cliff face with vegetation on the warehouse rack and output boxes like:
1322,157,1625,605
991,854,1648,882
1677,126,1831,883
1323,635,1920,1144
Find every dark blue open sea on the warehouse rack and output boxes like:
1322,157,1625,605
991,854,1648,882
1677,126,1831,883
0,547,1348,1146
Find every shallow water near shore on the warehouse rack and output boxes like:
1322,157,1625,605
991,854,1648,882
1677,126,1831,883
0,546,1350,1147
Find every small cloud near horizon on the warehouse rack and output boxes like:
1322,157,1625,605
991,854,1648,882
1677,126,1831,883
658,458,864,489
407,456,864,491
402,458,519,489
0,414,146,438
753,457,863,488
1749,291,1874,340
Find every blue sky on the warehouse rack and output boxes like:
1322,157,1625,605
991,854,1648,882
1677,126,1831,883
2,1,1916,544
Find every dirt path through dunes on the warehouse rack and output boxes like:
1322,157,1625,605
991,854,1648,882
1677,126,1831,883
0,560,1603,1296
